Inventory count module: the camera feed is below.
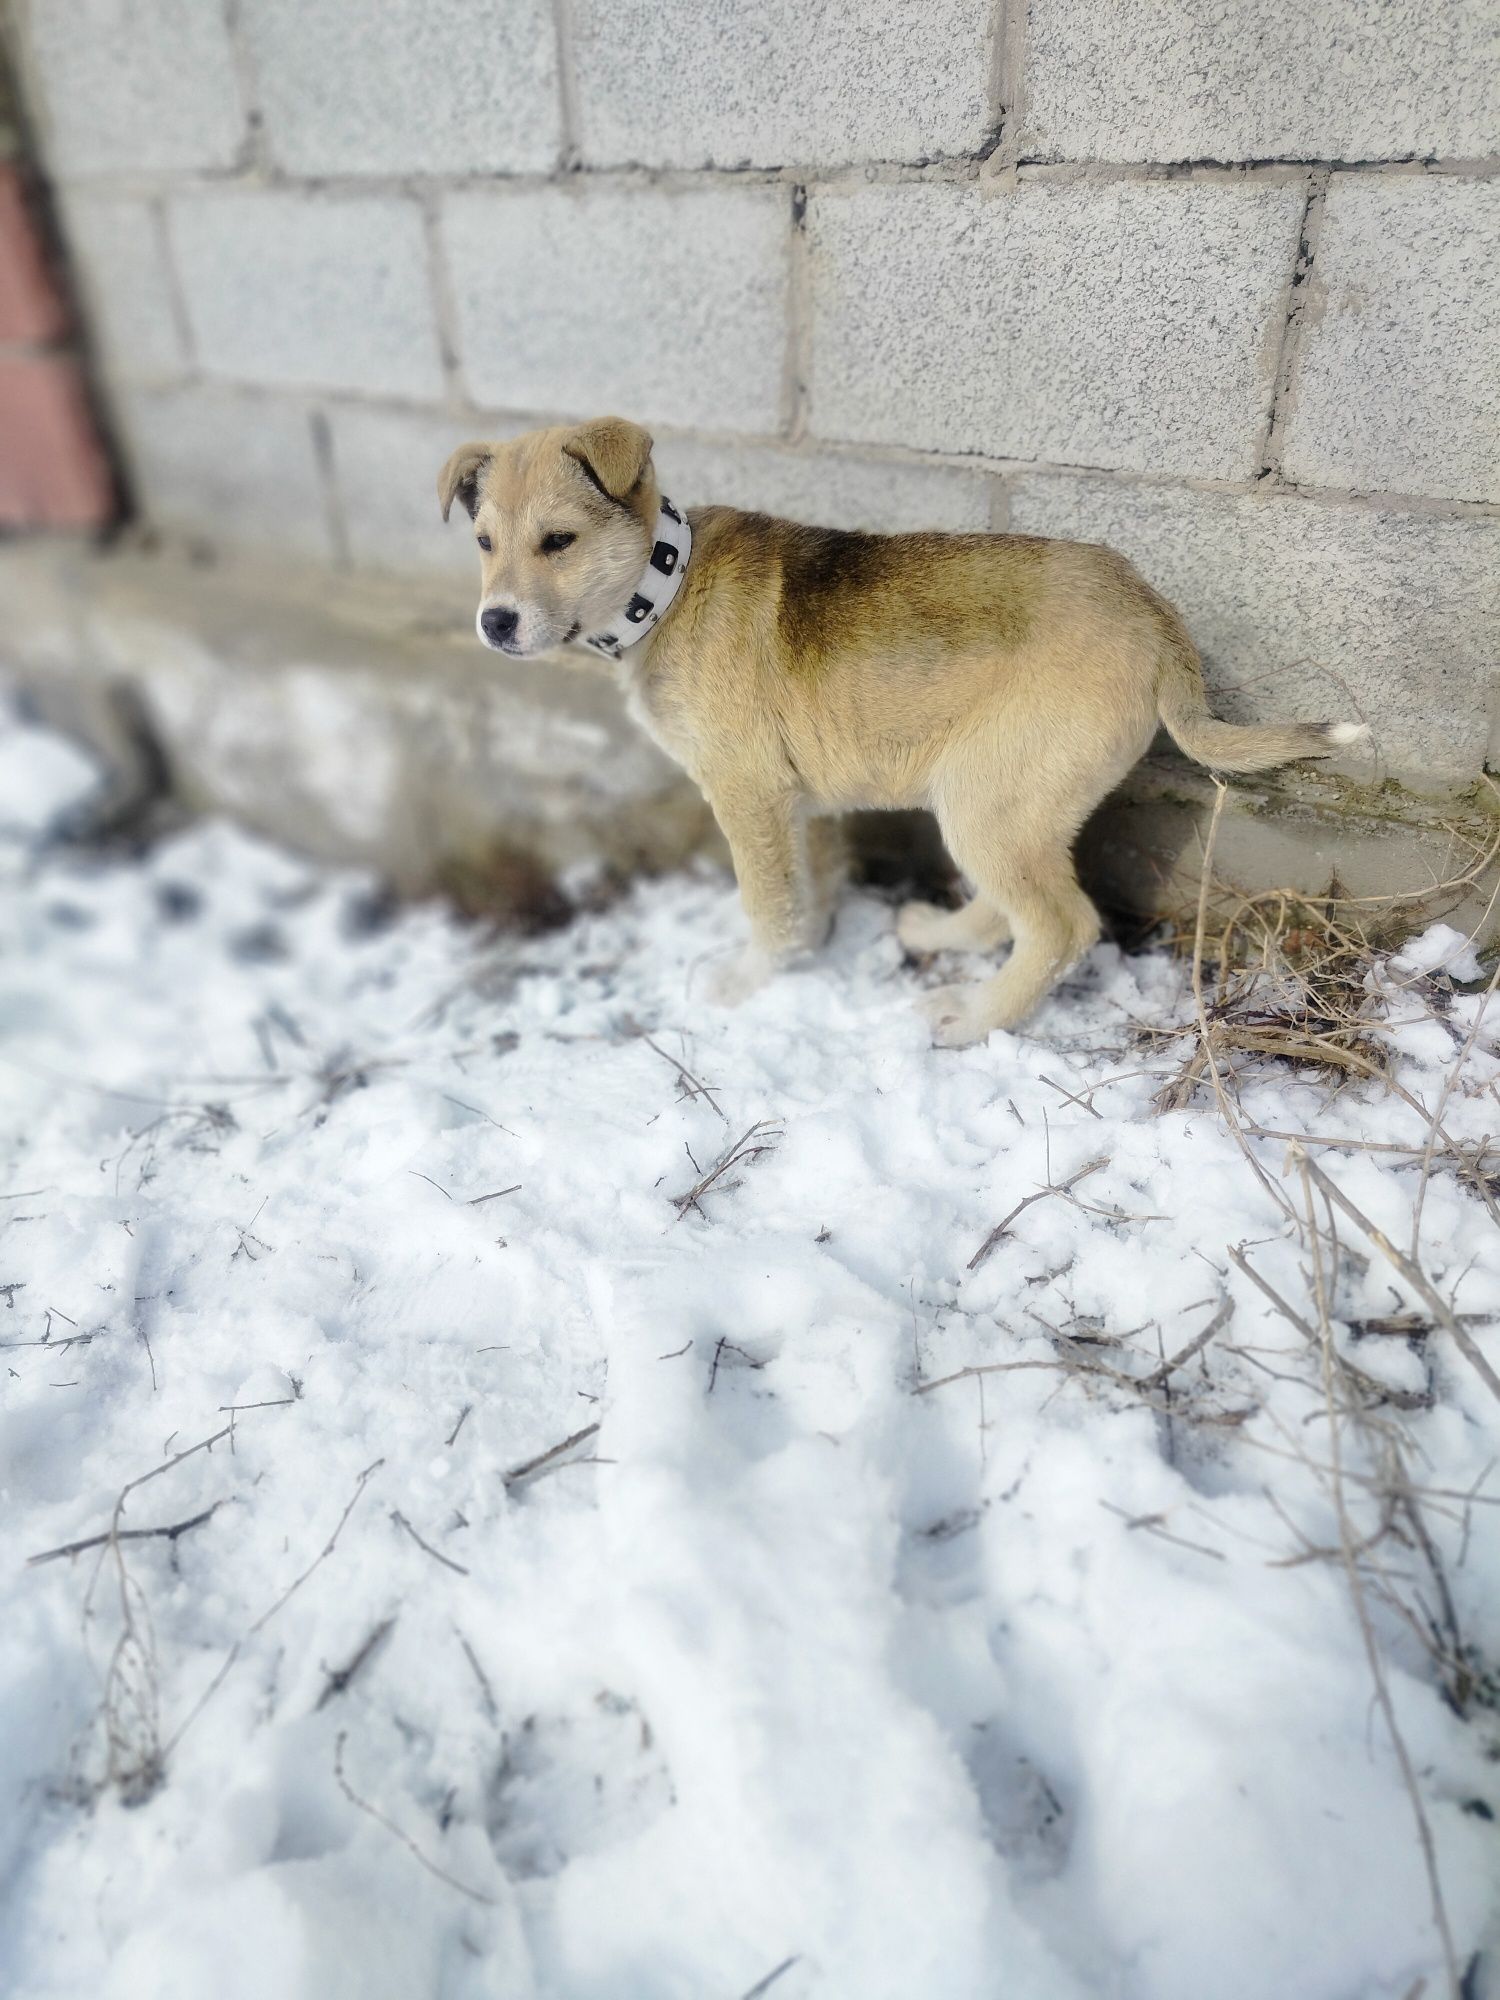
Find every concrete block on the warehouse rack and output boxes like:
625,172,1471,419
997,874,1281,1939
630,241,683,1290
572,0,992,168
240,0,561,175
1023,0,1500,164
58,195,185,379
168,192,444,400
443,186,789,434
21,0,244,176
653,438,992,532
1282,178,1500,505
324,403,532,578
114,385,334,562
806,182,1304,480
1008,474,1499,786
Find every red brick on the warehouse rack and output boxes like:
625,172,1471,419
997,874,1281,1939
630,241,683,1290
0,165,68,344
0,354,113,528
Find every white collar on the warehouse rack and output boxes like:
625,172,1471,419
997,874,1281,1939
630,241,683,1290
576,498,692,660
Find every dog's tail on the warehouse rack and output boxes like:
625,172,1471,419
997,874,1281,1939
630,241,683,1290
1154,618,1367,775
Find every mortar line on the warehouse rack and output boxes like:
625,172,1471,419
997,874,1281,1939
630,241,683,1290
784,185,813,442
151,195,199,369
985,0,1030,179
1256,169,1330,481
418,190,466,414
307,405,350,568
220,0,268,177
550,0,582,171
44,152,1500,205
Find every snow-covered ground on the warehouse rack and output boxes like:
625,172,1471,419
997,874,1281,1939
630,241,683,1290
2,704,1498,2000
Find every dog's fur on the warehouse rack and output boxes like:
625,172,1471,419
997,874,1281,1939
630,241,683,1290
439,418,1364,1044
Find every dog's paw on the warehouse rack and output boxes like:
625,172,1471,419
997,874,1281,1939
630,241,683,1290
915,982,996,1049
701,947,776,1007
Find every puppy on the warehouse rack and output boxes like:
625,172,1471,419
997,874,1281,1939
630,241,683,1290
439,417,1364,1045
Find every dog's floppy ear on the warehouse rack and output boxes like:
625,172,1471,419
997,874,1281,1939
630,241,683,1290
561,417,653,504
437,441,492,522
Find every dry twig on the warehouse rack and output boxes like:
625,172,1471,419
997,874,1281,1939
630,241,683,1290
166,1458,384,1755
29,1499,228,1568
391,1508,470,1576
316,1616,398,1711
503,1422,601,1489
1293,1148,1500,1406
968,1156,1109,1270
334,1730,495,1906
670,1122,781,1221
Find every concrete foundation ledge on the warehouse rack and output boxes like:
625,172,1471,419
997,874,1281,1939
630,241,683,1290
1,538,1495,943
1079,759,1499,953
0,538,717,919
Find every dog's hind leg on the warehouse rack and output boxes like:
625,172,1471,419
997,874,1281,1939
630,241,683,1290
915,797,1100,1046
805,813,848,945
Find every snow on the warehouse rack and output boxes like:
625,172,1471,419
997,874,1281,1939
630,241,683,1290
1,708,1497,2000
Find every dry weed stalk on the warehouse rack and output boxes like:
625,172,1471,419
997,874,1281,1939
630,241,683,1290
1158,783,1500,1999
70,1422,235,1804
1296,1151,1463,1999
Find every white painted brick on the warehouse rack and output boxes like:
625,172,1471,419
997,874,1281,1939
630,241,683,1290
23,0,244,176
115,386,334,562
240,0,561,175
1024,0,1500,164
653,439,992,533
1009,475,1498,784
444,186,789,433
807,182,1303,480
572,0,992,169
168,192,444,400
59,195,185,379
1282,179,1500,505
325,404,533,577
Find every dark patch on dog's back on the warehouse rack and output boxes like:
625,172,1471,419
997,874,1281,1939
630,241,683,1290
766,520,1045,671
776,524,888,663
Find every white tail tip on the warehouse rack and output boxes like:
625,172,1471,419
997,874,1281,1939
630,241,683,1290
1325,722,1370,748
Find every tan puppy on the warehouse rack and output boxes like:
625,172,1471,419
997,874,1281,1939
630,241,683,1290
439,417,1364,1045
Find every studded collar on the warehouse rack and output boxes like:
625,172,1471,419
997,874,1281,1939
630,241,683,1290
575,497,692,660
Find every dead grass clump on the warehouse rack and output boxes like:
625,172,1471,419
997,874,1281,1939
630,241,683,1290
1152,797,1500,1117
1153,881,1412,1112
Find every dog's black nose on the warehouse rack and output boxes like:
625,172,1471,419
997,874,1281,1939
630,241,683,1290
481,605,519,645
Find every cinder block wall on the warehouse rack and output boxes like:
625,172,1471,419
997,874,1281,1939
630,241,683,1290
7,0,1499,798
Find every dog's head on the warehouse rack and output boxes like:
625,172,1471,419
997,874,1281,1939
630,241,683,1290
437,418,658,659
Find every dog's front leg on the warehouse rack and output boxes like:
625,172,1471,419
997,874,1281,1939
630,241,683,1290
702,788,817,1005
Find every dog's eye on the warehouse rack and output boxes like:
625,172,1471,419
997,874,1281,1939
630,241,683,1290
476,533,492,552
539,531,576,556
